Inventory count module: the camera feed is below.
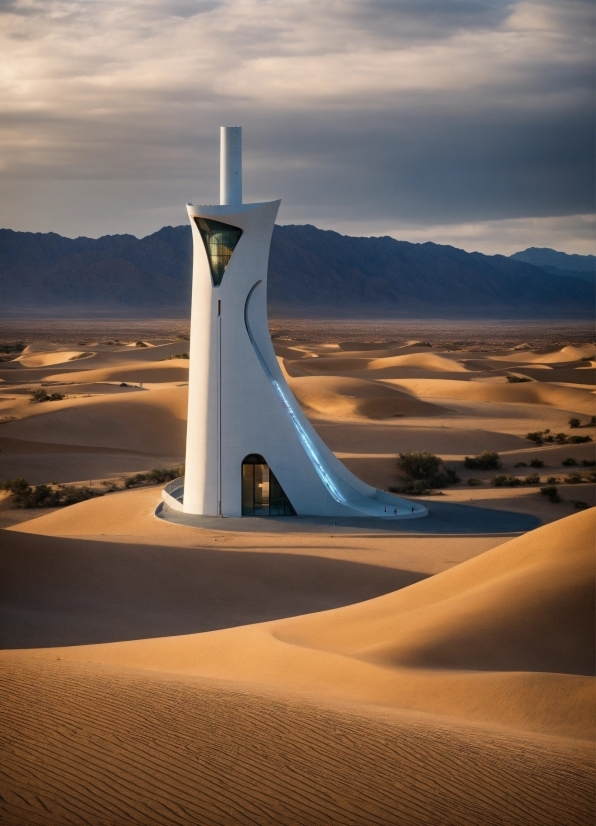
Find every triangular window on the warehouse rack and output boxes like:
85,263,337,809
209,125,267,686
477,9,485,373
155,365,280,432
194,217,243,286
241,454,296,516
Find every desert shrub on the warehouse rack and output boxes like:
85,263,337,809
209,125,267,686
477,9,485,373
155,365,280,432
124,466,184,488
506,375,531,383
2,478,29,496
540,485,561,503
100,479,120,492
147,466,184,484
529,459,544,468
392,452,459,493
525,429,566,445
573,501,589,510
464,451,501,470
562,457,577,466
467,478,482,486
568,435,592,444
582,459,596,467
525,473,540,485
397,452,441,479
590,416,596,427
120,382,129,387
30,389,64,404
2,478,101,508
568,417,581,428
491,475,521,487
584,470,596,483
164,353,189,360
564,473,583,484
513,462,527,468
135,341,148,347
58,487,101,506
390,480,435,495
0,341,25,361
124,473,148,488
0,341,24,354
546,476,559,484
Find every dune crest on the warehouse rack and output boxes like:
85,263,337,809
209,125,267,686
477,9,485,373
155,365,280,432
383,377,594,413
286,374,447,419
493,344,595,364
17,350,94,368
45,360,189,384
366,353,468,372
1,386,187,453
276,508,595,677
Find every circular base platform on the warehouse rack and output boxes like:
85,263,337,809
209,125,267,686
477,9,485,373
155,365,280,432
156,500,541,536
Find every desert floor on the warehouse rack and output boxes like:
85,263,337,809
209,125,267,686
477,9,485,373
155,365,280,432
0,319,594,825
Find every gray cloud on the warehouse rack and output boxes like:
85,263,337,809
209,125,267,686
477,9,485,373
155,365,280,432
345,0,517,40
0,0,593,252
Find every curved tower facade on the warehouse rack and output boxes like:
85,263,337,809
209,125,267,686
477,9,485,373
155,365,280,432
182,127,427,520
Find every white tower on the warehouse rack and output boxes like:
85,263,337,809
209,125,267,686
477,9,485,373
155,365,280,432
182,127,427,519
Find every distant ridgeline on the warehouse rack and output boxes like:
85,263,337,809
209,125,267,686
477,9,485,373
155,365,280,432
0,225,593,318
510,247,595,286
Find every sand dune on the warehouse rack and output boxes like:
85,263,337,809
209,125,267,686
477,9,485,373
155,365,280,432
1,526,427,647
292,352,470,376
2,656,592,826
314,420,530,455
366,352,469,372
20,342,78,355
277,508,595,676
273,343,320,360
46,342,190,371
508,366,596,386
0,386,187,454
17,350,94,368
295,356,371,374
11,506,593,740
286,374,448,419
492,344,595,364
36,381,147,396
1,327,595,826
383,377,595,414
45,360,189,384
1,494,594,824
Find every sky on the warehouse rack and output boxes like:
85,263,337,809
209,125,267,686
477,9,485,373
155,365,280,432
0,0,594,254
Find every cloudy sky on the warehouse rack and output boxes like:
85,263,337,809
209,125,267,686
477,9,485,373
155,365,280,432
0,0,594,253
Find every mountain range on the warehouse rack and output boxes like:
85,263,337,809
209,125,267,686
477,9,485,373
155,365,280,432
510,247,594,285
0,225,593,319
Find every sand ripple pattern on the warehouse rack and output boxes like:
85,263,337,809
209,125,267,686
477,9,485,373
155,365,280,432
1,657,593,826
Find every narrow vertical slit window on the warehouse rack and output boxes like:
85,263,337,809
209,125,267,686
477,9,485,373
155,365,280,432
194,217,243,286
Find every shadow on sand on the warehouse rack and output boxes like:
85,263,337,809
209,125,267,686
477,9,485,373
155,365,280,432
0,530,427,649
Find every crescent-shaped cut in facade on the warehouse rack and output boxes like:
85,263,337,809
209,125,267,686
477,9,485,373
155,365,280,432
172,126,427,520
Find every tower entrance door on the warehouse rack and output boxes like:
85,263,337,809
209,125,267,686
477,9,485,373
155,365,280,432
241,454,296,516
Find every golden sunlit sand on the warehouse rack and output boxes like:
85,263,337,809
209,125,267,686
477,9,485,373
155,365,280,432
0,323,594,824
